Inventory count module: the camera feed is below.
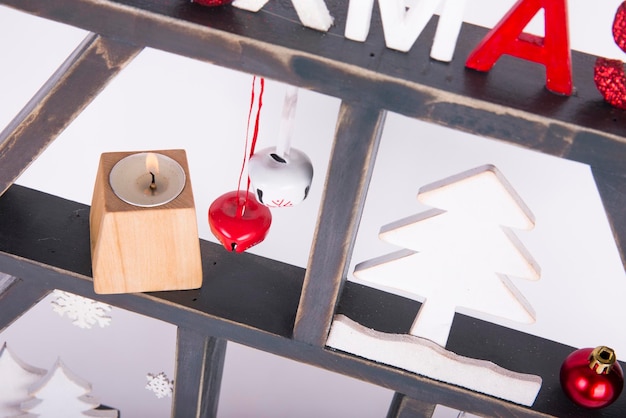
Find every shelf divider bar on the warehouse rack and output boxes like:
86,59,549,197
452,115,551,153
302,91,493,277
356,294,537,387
293,101,386,346
172,327,227,418
387,393,437,418
0,273,49,333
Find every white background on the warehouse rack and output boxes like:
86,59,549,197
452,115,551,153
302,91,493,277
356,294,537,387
1,0,625,416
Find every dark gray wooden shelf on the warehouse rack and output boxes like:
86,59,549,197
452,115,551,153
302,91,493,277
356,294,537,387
0,0,625,416
2,184,625,417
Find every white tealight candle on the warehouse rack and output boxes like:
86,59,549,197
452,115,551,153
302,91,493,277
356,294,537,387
109,152,186,207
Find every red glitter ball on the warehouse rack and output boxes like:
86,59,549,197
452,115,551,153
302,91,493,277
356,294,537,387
613,2,626,52
594,58,626,110
594,2,626,109
192,0,233,7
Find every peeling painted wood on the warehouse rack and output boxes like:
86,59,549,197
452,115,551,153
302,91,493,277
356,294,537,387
293,102,385,346
587,167,626,267
0,32,141,196
387,393,436,418
0,277,49,333
0,0,623,157
0,0,626,416
1,1,625,266
173,328,226,418
2,1,625,268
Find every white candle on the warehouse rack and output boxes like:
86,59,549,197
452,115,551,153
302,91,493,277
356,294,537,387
109,152,186,207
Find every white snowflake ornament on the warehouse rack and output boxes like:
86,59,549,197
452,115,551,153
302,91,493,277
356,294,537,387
51,290,112,329
145,372,174,399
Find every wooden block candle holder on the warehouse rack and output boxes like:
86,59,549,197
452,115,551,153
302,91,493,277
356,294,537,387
90,149,202,294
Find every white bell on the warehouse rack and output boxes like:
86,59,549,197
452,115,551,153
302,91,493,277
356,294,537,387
248,147,313,207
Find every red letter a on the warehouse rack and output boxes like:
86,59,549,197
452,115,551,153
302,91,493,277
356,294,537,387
465,0,572,95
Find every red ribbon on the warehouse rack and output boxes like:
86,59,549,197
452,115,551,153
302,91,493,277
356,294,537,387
236,76,265,216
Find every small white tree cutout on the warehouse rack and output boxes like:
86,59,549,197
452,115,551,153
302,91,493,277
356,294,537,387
0,343,46,417
18,359,117,417
354,165,540,347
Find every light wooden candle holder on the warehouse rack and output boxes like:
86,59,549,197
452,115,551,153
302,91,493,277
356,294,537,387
90,149,202,294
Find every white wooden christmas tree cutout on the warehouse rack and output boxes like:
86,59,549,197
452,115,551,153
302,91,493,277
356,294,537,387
0,343,46,417
327,165,542,406
18,359,118,417
356,164,539,347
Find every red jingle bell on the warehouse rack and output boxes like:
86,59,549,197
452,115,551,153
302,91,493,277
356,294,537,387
560,346,624,409
208,191,272,253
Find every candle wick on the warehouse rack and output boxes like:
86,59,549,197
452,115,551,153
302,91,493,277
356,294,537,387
149,172,157,191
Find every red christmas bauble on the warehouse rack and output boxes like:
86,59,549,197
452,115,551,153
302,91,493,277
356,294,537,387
560,346,624,409
208,191,271,253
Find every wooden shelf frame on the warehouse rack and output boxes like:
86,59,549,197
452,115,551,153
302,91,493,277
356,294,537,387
0,1,625,417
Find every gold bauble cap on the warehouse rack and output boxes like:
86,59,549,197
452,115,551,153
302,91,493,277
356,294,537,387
588,346,617,375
